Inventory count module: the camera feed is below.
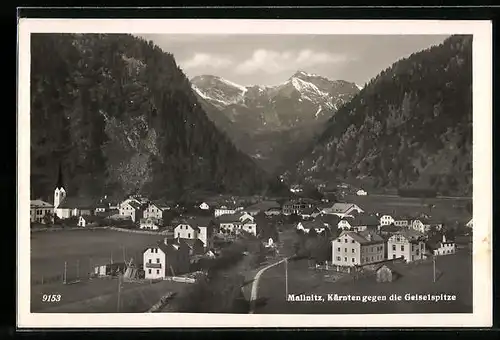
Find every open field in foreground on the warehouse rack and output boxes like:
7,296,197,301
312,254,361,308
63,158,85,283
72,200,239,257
31,229,164,281
254,249,472,314
33,278,188,313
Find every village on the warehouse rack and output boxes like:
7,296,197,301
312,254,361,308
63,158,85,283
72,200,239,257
29,167,473,313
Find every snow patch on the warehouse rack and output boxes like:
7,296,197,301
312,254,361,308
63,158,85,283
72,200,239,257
315,105,323,117
219,77,248,95
356,83,364,90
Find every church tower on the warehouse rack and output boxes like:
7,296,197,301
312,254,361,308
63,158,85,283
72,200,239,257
54,163,66,210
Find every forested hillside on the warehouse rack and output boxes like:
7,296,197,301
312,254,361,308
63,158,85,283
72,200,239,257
294,35,472,196
30,33,283,200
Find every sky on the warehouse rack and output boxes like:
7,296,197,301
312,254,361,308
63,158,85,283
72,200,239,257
137,34,450,87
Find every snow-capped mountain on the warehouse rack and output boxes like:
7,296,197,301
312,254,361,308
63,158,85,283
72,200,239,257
191,71,360,132
191,71,360,174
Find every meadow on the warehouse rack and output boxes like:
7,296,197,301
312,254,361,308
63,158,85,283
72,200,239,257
255,249,472,314
31,229,164,283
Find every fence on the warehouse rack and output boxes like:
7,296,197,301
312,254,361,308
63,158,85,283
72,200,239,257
31,225,170,236
164,276,196,284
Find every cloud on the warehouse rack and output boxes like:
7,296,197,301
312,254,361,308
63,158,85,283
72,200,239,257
235,49,351,75
181,53,234,70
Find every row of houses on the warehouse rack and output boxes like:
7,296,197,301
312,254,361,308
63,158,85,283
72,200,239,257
331,229,456,271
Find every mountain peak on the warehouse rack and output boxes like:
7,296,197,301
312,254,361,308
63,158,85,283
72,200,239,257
291,70,319,79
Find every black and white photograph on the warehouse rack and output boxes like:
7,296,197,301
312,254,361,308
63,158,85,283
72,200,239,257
17,19,492,328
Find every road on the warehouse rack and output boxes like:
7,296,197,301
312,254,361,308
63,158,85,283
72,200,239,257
249,257,289,314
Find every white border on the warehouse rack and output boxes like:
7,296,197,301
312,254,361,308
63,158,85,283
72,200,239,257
17,19,492,328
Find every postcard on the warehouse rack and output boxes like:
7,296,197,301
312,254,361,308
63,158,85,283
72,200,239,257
17,18,492,328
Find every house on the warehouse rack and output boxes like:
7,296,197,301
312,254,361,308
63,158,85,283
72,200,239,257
379,214,395,226
356,189,367,196
321,203,364,218
78,215,103,227
290,184,303,193
142,238,190,280
199,202,210,210
331,230,385,269
387,230,426,262
55,197,95,220
216,212,257,236
214,204,239,218
174,217,214,249
143,200,171,220
244,201,281,216
428,234,456,256
264,207,282,216
119,200,144,223
140,217,163,231
348,214,380,232
178,238,206,256
393,216,412,228
94,202,109,214
375,262,403,283
282,199,316,216
338,218,354,231
30,200,54,224
296,220,329,234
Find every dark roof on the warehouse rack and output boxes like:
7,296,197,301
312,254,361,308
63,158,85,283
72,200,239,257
31,200,53,208
178,238,204,249
392,230,426,242
300,220,327,229
128,201,143,210
301,207,316,215
151,200,170,209
58,197,96,209
80,215,103,223
350,214,380,226
216,212,247,223
339,230,384,244
245,200,280,212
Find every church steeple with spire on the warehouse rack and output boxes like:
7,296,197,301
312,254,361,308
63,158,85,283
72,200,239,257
54,163,66,210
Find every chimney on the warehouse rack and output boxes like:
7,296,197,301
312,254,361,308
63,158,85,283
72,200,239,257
366,234,372,241
442,234,446,243
163,237,168,245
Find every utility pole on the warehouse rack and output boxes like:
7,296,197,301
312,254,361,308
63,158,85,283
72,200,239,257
117,274,122,312
285,258,288,297
433,255,436,283
76,259,79,279
111,252,113,264
63,261,67,284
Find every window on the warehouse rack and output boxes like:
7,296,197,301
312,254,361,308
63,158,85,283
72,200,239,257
336,256,341,261
401,245,404,251
351,240,355,243
148,259,152,263
337,247,340,252
352,258,355,262
148,269,151,274
352,249,355,253
156,258,160,263
416,250,419,255
156,270,160,274
392,245,396,251
344,257,347,262
344,239,348,243
344,248,347,252
188,233,191,238
393,254,396,259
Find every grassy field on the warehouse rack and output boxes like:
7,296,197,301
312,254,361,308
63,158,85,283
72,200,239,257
31,229,164,282
30,229,173,312
254,249,472,314
342,194,471,222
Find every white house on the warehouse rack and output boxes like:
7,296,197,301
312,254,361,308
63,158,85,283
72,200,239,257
174,217,213,248
387,230,426,262
78,215,102,227
331,230,385,269
296,220,328,234
199,202,210,210
214,205,238,217
30,200,54,224
393,217,412,228
143,201,170,220
119,200,144,223
356,189,367,196
379,214,395,226
143,238,190,280
430,234,456,256
337,218,353,231
140,217,162,230
216,212,257,236
321,203,364,218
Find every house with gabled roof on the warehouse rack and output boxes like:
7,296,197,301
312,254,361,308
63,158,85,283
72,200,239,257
321,203,364,218
78,215,104,227
296,220,329,234
30,199,54,224
387,229,426,262
332,230,385,269
216,211,257,236
174,216,214,249
427,234,456,256
143,238,190,280
56,197,96,220
143,200,171,220
119,200,144,223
